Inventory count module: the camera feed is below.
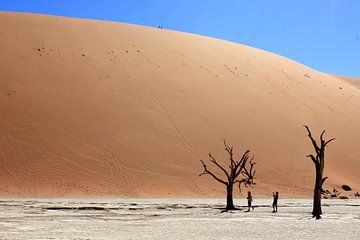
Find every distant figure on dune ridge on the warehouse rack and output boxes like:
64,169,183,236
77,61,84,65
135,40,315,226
246,191,254,212
272,192,279,212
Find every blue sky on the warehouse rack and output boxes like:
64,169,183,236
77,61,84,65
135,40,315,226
1,0,359,76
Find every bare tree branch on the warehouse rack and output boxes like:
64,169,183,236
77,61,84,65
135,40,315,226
234,151,250,178
307,154,318,165
324,138,335,146
209,153,230,179
199,160,227,185
321,177,328,185
223,139,235,169
304,125,320,153
320,130,326,143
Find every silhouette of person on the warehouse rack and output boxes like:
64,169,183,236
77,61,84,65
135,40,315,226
272,192,279,212
247,191,254,211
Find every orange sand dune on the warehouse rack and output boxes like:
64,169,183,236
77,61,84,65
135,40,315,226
332,75,360,89
0,12,359,197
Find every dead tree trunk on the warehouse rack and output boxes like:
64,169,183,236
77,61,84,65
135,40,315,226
226,183,234,210
304,126,335,218
199,140,256,210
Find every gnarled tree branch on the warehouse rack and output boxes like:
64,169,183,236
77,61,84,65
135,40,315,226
209,153,230,179
324,138,335,146
199,160,227,185
304,125,320,153
306,154,318,166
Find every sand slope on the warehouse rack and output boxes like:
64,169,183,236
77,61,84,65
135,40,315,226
332,75,360,89
0,12,359,197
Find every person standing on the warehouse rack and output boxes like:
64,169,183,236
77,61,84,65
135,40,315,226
247,191,254,211
272,192,279,212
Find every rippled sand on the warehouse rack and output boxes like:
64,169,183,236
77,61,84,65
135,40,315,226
0,198,359,239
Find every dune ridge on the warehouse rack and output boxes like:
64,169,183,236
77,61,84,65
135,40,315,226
0,12,359,197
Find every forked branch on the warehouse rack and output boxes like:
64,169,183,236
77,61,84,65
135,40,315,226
209,153,230,179
240,158,256,186
307,154,318,166
324,138,335,146
304,125,320,153
199,160,227,185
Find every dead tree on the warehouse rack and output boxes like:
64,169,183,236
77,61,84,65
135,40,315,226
304,126,335,218
199,140,256,210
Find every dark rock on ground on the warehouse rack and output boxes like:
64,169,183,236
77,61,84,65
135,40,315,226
339,196,349,200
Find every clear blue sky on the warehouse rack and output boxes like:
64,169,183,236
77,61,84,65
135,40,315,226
1,0,359,76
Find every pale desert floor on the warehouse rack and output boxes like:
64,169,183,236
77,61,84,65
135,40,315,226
0,198,359,239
